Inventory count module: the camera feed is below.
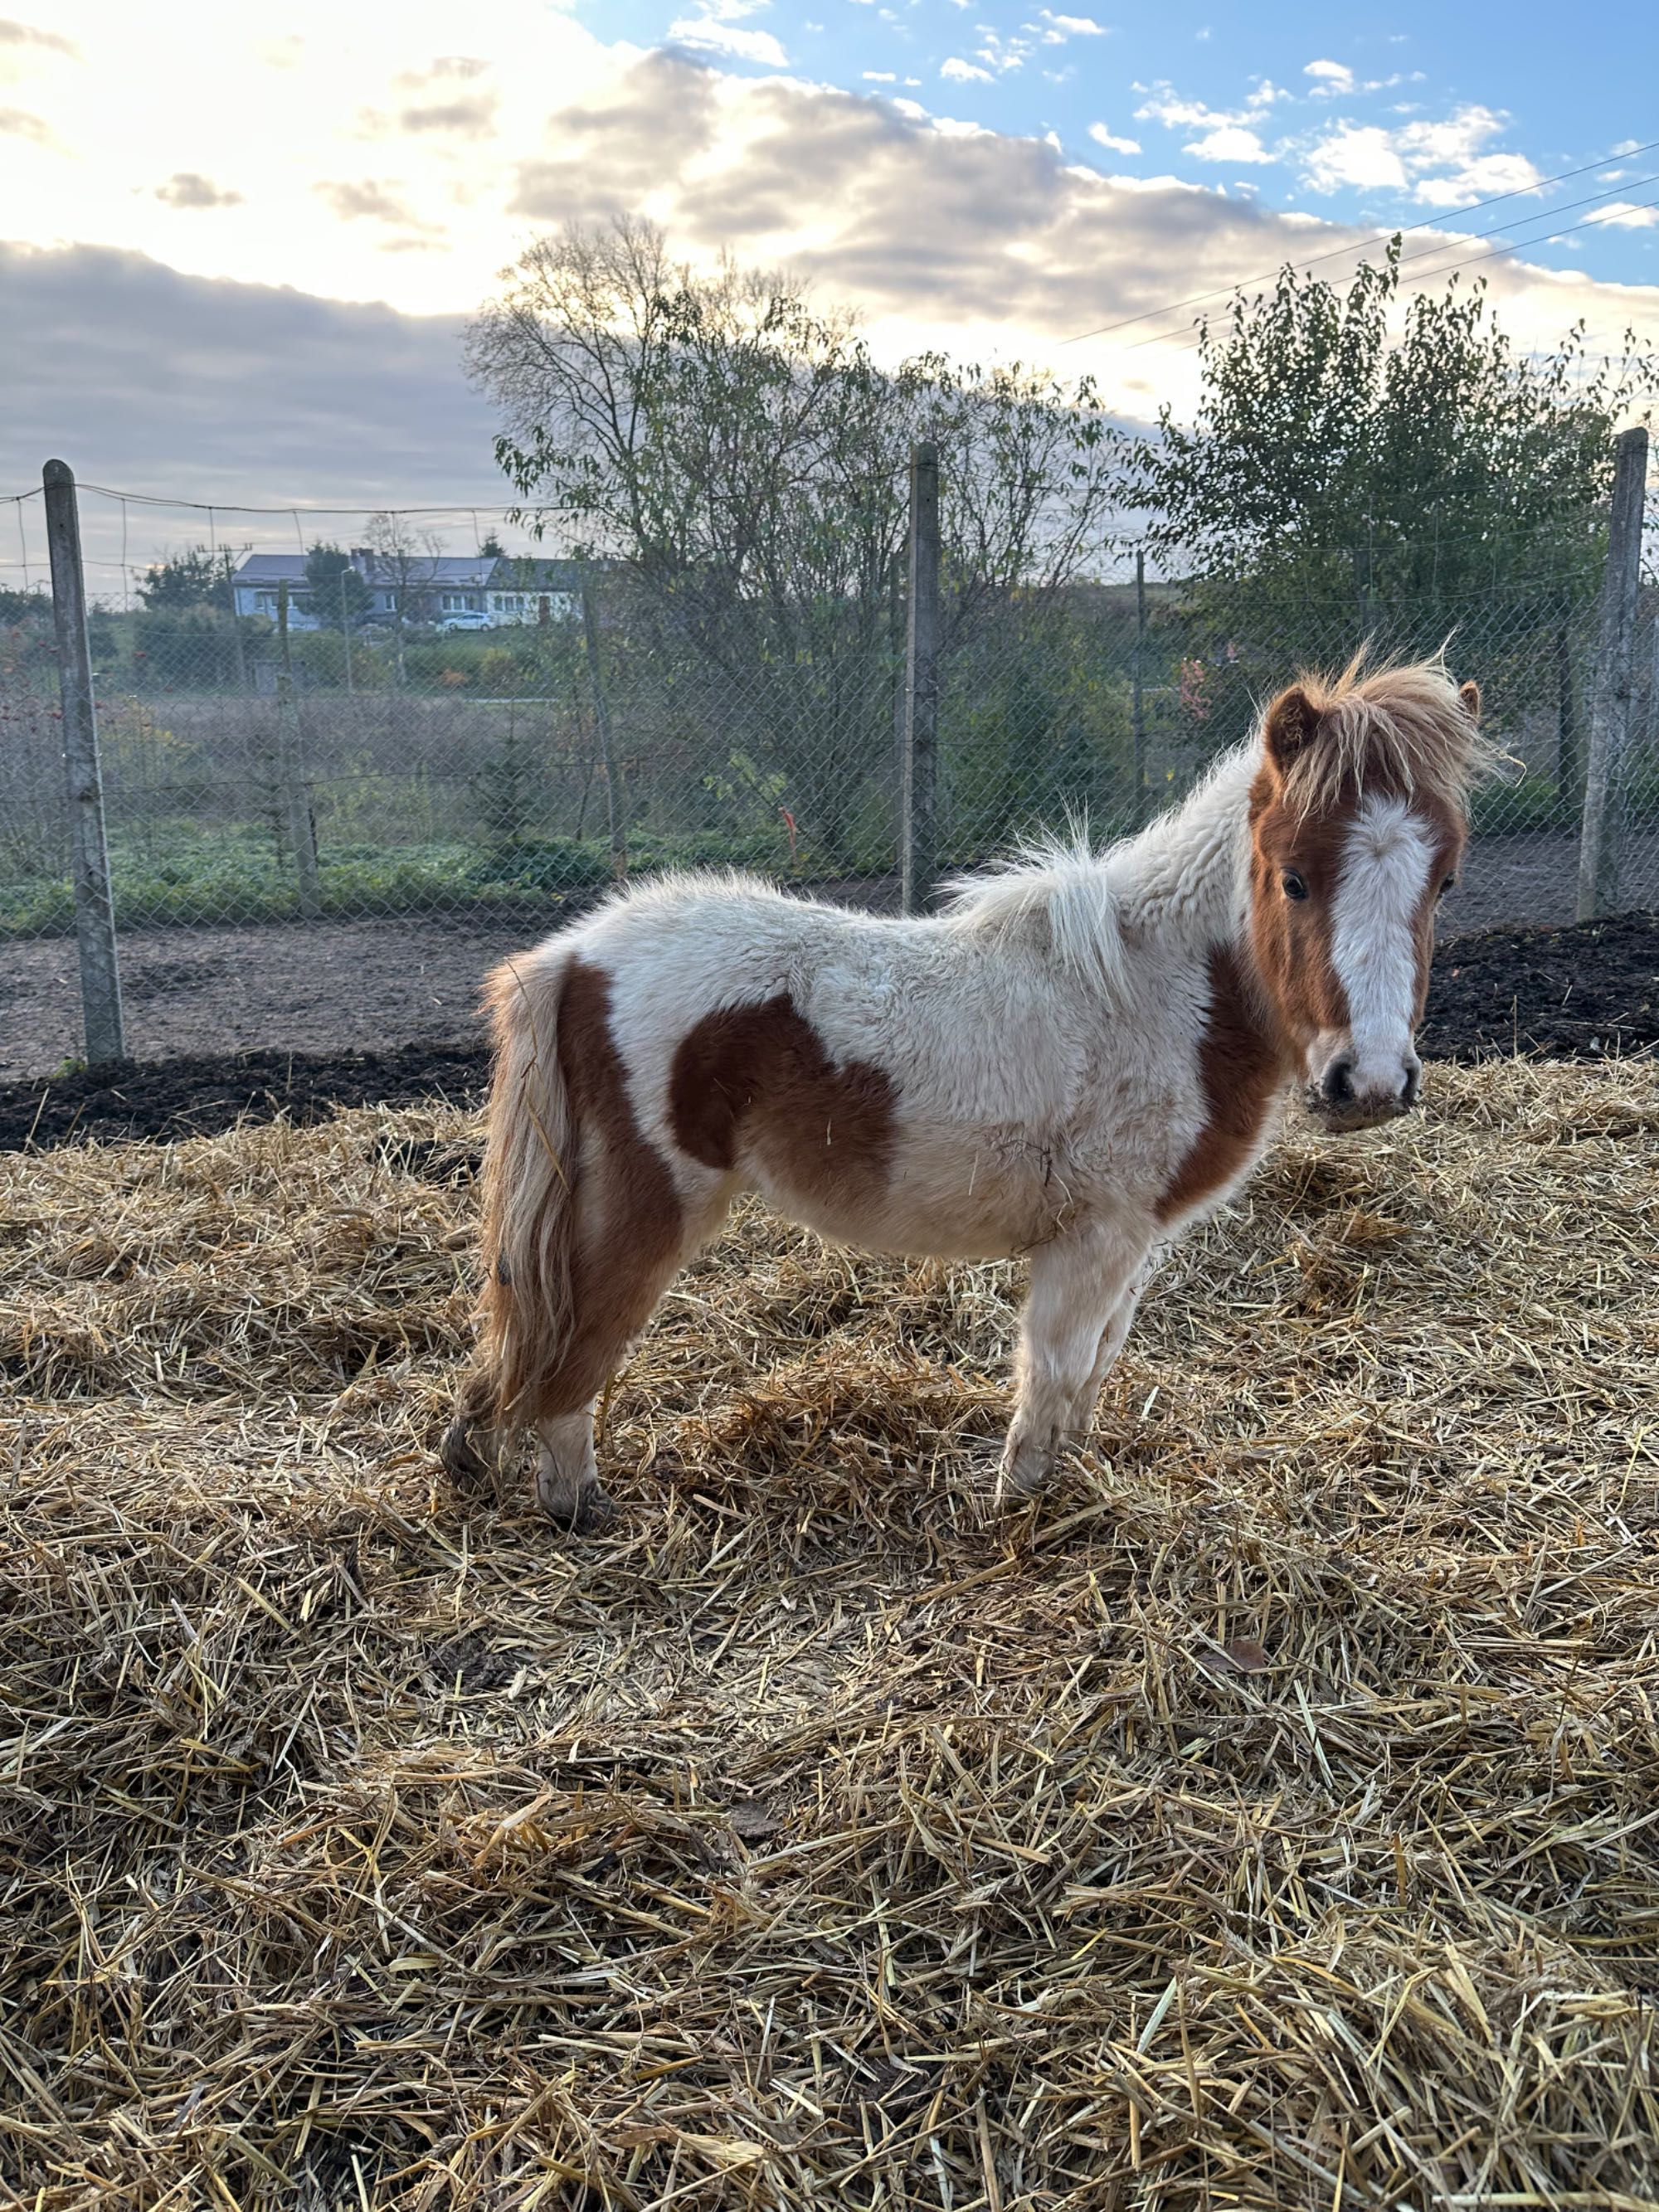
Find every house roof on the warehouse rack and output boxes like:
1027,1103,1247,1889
488,557,586,592
356,554,500,588
232,555,309,586
231,552,596,591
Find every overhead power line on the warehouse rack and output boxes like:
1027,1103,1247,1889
1062,133,1659,348
1112,184,1659,360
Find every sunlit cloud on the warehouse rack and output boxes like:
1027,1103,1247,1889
1037,11,1107,40
1301,104,1542,207
153,171,244,209
0,16,79,56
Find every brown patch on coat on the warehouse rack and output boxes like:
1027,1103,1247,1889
1246,766,1351,1048
1156,944,1290,1223
537,958,683,1418
669,994,896,1208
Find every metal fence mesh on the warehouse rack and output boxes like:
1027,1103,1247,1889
2,478,1656,1072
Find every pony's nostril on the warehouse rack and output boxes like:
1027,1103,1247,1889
1402,1063,1422,1107
1322,1058,1355,1106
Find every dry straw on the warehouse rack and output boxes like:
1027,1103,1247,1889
2,1057,1657,2210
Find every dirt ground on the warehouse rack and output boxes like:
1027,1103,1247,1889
7,827,1656,1087
1,910,1653,1152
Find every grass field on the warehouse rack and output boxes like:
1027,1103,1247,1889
2,1059,1657,2210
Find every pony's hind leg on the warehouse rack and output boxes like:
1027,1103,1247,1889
529,1172,733,1530
1000,1220,1149,1504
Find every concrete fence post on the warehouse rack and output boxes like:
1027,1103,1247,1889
901,442,941,915
42,458,126,1067
275,581,321,918
1578,425,1649,920
581,565,626,881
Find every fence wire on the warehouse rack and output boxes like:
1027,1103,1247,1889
2,479,1656,1068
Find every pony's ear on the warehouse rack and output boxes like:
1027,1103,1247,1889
1262,684,1319,776
1459,679,1481,722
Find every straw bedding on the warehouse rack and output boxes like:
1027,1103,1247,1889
2,1059,1657,2210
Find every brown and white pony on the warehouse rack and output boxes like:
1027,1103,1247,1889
444,655,1491,1529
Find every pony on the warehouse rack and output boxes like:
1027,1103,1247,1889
443,654,1492,1530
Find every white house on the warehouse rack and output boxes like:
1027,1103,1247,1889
230,551,587,629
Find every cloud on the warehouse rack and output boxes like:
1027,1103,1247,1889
397,94,498,135
358,55,500,139
513,53,724,229
153,173,245,211
1088,121,1141,155
1303,58,1354,96
395,55,489,85
1593,202,1659,230
1408,152,1540,207
1135,78,1283,140
1135,85,1280,164
863,71,896,82
1301,104,1542,206
1184,124,1272,164
941,57,993,83
0,241,503,553
970,27,1034,73
313,178,445,244
0,17,76,55
667,12,789,67
1038,11,1107,38
480,46,1659,450
1301,123,1407,192
3,37,1655,555
316,178,420,223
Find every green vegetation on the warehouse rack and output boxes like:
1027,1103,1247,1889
5,237,1650,945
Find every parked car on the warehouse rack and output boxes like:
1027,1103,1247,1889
440,610,493,632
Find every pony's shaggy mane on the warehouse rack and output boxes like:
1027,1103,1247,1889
1276,649,1501,819
941,827,1131,994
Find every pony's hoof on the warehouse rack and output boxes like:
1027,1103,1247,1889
572,1486,617,1537
537,1480,617,1536
991,1444,1052,1513
440,1417,497,1485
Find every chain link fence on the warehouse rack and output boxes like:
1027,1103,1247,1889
2,464,1656,1075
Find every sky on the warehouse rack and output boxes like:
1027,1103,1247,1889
2,0,1657,586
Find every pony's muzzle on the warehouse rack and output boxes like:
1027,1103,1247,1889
1306,1049,1421,1131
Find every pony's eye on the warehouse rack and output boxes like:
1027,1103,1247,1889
1438,875,1457,899
1282,870,1309,902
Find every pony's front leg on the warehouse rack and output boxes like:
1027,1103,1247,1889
1000,1223,1149,1504
534,1410,612,1534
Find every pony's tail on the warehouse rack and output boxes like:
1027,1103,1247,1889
449,952,577,1461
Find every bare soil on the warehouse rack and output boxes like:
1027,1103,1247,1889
8,827,1656,1087
2,912,1653,1153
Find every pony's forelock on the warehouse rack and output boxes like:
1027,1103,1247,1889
1269,649,1501,819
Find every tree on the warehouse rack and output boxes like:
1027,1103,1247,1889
136,544,238,612
464,217,1120,855
1121,244,1659,783
363,512,442,682
304,542,372,630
